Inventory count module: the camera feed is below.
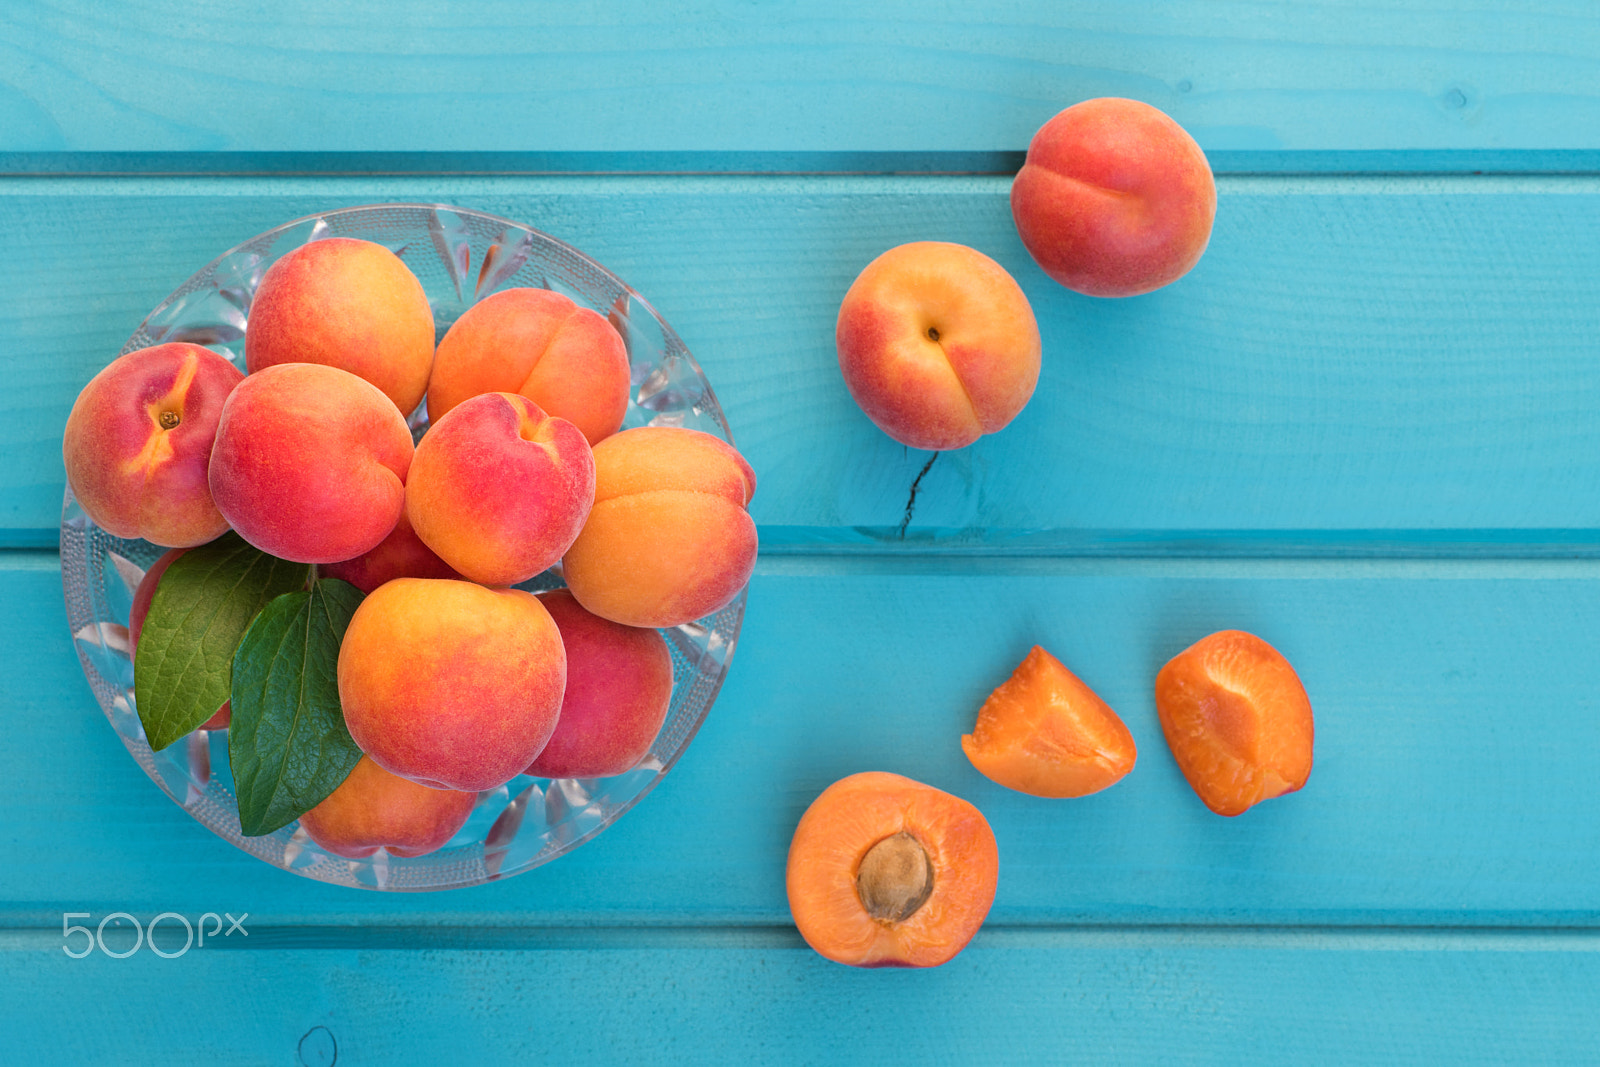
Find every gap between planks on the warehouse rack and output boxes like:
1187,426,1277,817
7,173,1600,200
2,923,1598,953
19,541,1600,578
7,150,1600,178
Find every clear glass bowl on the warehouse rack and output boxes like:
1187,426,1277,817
60,204,745,891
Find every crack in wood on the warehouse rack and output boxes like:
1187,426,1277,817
898,452,940,540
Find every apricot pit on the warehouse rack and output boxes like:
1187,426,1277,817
855,831,934,923
786,771,997,968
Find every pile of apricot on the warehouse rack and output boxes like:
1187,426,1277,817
794,99,1316,970
66,235,757,859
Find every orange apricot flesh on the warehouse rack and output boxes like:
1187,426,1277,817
1155,629,1314,816
786,771,998,968
962,645,1136,798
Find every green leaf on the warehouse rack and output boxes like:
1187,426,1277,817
229,578,366,837
133,533,311,751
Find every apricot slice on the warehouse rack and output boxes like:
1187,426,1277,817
786,771,998,968
961,645,1136,798
1155,629,1314,816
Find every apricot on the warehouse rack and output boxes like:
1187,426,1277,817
245,237,435,415
561,427,757,628
1155,629,1314,816
208,363,414,565
62,342,244,547
836,242,1040,450
962,645,1135,798
525,590,674,779
297,756,477,859
320,508,462,594
1011,97,1216,297
338,578,566,792
429,287,631,446
406,392,595,588
786,771,998,968
127,548,229,731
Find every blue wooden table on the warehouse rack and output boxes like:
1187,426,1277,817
6,3,1600,1062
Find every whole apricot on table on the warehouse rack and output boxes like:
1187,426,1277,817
1155,629,1314,816
208,363,414,565
836,241,1040,451
524,590,674,780
406,392,596,588
338,578,565,793
786,771,998,968
297,756,478,859
62,342,244,547
562,426,757,628
245,237,435,416
127,547,229,731
429,287,631,446
962,645,1135,798
1011,97,1216,297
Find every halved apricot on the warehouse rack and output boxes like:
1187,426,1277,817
1155,629,1314,816
961,645,1136,798
786,771,998,968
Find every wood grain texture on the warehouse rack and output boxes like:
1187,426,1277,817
9,175,1600,541
10,553,1600,926
3,1,1600,160
3,931,1599,1065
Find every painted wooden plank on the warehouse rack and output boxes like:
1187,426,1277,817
4,1,1600,160
10,552,1600,924
9,175,1600,541
2,929,1598,1065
